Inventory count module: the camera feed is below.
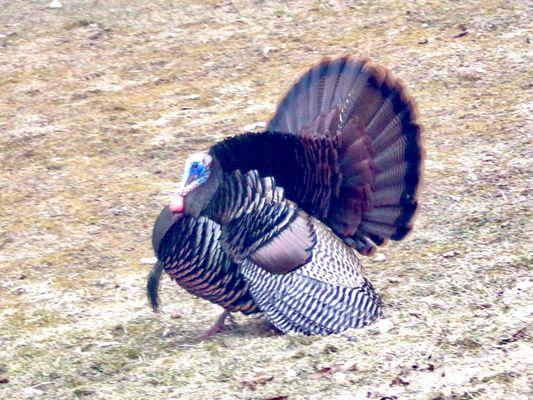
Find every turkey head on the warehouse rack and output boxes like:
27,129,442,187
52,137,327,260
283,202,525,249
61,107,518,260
169,152,222,218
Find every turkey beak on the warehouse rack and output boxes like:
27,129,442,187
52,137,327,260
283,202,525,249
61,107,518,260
184,173,198,187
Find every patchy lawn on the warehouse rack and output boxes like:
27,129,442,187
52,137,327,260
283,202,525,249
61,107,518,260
0,0,531,399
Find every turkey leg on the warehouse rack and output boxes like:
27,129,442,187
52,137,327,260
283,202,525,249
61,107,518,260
198,310,231,338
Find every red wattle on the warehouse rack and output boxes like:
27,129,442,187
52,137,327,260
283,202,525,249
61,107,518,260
169,195,184,213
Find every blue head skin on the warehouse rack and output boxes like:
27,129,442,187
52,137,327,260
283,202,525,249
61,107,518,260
169,152,218,216
182,157,210,188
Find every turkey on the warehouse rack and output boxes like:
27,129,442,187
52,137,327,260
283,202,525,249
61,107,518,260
148,55,424,336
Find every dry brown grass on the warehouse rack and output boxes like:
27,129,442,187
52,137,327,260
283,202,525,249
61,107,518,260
0,0,531,399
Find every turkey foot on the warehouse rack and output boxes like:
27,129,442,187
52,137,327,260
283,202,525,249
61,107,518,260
197,310,231,339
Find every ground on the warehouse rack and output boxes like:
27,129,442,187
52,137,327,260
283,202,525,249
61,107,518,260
0,0,531,399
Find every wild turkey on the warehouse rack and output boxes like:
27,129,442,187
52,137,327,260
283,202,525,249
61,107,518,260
149,56,424,336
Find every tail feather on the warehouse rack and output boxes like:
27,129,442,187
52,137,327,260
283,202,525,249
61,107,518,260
373,186,405,206
360,221,396,238
363,206,402,224
373,128,406,156
320,58,344,115
268,55,423,254
375,162,408,189
367,100,399,140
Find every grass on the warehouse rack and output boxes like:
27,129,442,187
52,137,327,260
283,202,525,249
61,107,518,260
0,0,531,399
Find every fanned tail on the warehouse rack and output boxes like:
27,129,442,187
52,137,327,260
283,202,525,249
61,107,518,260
268,56,424,254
